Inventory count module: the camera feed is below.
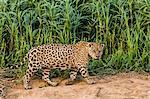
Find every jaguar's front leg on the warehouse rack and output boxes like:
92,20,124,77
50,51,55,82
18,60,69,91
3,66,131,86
65,70,77,85
78,66,96,84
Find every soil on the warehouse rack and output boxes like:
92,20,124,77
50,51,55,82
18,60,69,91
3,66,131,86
2,72,150,99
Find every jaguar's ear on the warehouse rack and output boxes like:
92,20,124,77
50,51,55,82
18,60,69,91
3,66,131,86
101,44,104,49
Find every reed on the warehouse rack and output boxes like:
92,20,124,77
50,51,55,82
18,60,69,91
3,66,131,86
0,0,149,76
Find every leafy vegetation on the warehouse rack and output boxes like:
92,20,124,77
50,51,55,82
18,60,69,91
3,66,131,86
0,0,149,76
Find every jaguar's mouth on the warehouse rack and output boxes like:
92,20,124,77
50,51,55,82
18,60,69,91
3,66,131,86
95,57,101,60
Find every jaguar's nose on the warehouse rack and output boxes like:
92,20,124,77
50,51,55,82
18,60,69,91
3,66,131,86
96,55,100,59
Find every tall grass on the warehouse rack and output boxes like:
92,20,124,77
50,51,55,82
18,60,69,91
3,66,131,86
0,0,149,75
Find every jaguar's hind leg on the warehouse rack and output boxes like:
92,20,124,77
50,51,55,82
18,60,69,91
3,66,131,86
42,69,58,86
24,64,38,90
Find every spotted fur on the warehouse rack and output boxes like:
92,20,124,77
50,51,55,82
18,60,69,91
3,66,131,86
16,41,104,89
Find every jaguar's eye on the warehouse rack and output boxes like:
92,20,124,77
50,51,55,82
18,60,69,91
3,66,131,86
93,50,96,53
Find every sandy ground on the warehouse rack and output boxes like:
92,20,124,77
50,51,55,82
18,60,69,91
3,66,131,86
2,72,150,99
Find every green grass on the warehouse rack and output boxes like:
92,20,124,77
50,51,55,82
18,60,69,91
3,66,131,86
0,0,149,77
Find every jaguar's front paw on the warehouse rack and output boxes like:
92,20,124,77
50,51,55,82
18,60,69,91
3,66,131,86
85,78,96,84
65,80,74,85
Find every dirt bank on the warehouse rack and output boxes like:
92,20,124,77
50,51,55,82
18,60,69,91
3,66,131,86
4,72,150,99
